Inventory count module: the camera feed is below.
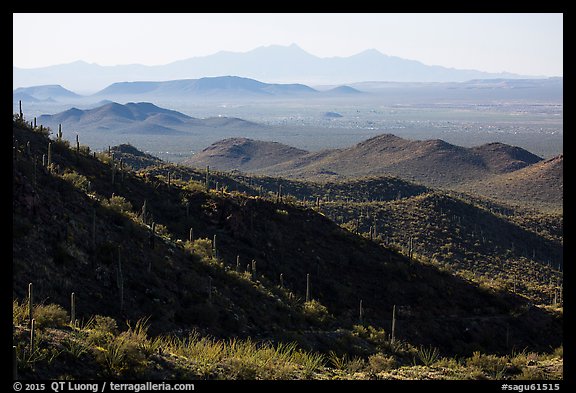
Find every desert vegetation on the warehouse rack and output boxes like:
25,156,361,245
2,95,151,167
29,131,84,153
12,112,563,380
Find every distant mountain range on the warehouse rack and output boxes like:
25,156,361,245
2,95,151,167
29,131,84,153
13,84,81,100
14,77,365,104
37,102,261,135
13,44,539,92
183,135,544,187
91,76,364,101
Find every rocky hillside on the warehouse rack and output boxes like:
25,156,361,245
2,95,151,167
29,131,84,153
459,154,563,214
183,135,543,188
13,120,562,362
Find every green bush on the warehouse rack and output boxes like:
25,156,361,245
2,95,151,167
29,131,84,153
183,180,205,193
466,351,508,378
86,315,118,346
102,195,133,215
61,171,90,192
13,299,29,326
33,304,68,328
191,238,214,260
368,353,397,372
416,345,440,366
303,300,331,325
94,331,147,377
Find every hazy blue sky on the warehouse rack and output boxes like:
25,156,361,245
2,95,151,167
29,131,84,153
13,13,563,76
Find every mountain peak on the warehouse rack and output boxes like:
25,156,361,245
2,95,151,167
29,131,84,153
352,48,386,58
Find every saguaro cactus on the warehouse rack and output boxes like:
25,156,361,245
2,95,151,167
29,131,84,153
306,273,311,302
19,100,23,120
30,319,36,354
117,247,124,312
111,163,116,185
205,166,210,191
391,305,397,344
57,124,62,141
407,237,414,260
280,273,284,288
47,142,52,171
70,292,76,326
359,299,364,323
189,228,194,243
141,200,148,224
251,260,257,279
28,283,33,326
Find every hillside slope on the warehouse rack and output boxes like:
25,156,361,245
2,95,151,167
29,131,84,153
13,120,561,366
458,154,563,214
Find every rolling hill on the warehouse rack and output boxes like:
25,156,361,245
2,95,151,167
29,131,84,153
459,154,563,213
36,102,261,135
183,135,543,188
115,141,564,306
182,138,309,172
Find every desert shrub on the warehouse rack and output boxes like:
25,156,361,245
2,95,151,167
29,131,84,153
368,353,398,372
62,330,90,359
553,345,563,358
154,223,170,238
291,349,325,378
352,325,388,349
415,345,440,366
515,366,549,380
102,195,132,215
94,331,147,377
327,350,365,373
302,300,331,325
191,238,214,260
466,351,508,378
434,356,463,370
183,180,205,193
33,304,68,328
13,299,29,326
96,152,112,165
86,315,118,346
61,171,90,192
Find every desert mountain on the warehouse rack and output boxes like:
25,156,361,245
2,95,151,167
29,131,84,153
92,76,320,100
182,138,308,172
37,102,261,135
184,135,543,188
